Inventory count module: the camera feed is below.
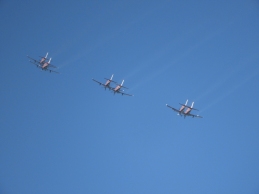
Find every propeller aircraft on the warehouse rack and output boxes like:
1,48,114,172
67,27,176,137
92,74,117,90
166,99,188,116
112,80,133,96
27,52,49,65
166,100,202,118
27,53,59,73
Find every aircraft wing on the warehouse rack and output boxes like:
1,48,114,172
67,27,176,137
49,69,60,74
121,91,133,96
121,86,129,89
166,104,182,113
48,64,57,68
92,79,110,88
186,113,203,118
27,56,41,64
28,59,42,67
92,78,105,85
116,90,133,96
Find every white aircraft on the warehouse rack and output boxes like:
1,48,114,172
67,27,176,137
182,102,202,118
166,99,188,116
27,53,59,73
92,74,117,90
27,52,49,65
166,100,202,118
112,80,133,96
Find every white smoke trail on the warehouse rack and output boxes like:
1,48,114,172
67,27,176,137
199,64,259,114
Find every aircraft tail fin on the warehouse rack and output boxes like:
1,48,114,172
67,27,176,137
121,80,129,89
104,74,117,83
186,102,199,110
179,99,188,107
181,100,199,110
191,102,199,110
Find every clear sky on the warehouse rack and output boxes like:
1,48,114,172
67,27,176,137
1,1,259,193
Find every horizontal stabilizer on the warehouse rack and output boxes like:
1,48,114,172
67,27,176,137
121,86,128,89
185,106,199,111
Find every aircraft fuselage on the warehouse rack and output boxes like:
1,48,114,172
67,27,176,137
104,80,111,87
184,108,192,114
40,58,46,64
114,85,121,92
179,106,185,112
41,63,49,70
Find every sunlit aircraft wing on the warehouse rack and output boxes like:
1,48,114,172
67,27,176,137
166,104,181,113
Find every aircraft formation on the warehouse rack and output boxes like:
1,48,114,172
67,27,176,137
166,100,202,118
92,74,133,96
27,52,202,119
27,53,59,74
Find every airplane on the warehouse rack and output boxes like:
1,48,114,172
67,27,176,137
166,100,202,118
92,74,117,90
112,80,133,96
27,52,49,65
182,102,202,118
27,54,59,73
166,99,189,116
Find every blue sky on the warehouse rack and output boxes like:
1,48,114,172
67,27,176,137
1,0,259,193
